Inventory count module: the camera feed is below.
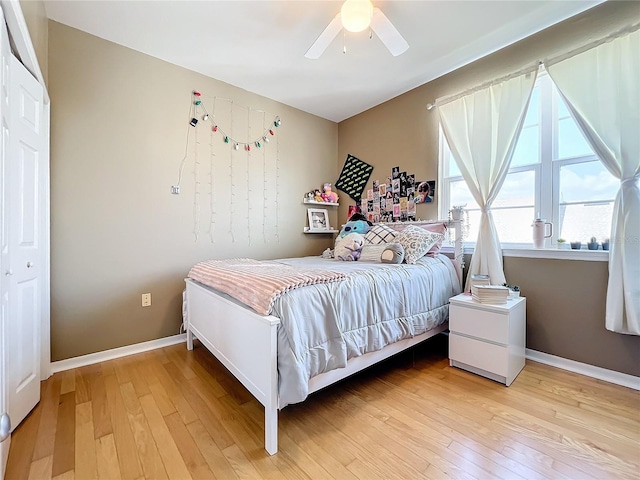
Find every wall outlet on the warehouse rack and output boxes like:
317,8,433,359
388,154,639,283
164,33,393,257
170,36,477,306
171,185,180,194
141,293,151,307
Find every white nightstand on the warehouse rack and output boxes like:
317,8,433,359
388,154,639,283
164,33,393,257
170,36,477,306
448,293,526,386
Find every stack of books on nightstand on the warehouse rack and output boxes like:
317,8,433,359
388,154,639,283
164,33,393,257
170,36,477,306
471,285,510,304
470,274,491,288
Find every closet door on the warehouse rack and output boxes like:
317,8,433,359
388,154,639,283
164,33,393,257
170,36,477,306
0,7,12,477
5,53,44,430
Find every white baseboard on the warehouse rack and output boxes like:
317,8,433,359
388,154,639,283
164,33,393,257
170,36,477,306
50,334,187,374
48,336,639,392
526,349,640,391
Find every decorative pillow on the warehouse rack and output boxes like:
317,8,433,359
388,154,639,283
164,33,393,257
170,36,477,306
395,225,444,264
359,244,387,262
386,222,447,256
381,243,404,264
364,224,397,245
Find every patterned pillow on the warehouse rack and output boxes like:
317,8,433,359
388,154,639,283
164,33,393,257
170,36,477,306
386,222,447,256
395,225,444,264
364,224,397,245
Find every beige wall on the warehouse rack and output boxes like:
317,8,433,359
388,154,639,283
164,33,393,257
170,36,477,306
19,0,48,85
339,2,640,376
48,22,338,361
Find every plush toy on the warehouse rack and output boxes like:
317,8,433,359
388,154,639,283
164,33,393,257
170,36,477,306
313,189,323,202
347,212,373,226
338,219,371,238
321,183,339,203
334,233,364,261
381,243,405,264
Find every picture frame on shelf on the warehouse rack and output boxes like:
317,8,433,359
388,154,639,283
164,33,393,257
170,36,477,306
307,208,330,231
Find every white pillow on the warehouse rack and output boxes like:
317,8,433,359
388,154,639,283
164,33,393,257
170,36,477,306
395,225,444,264
364,224,397,245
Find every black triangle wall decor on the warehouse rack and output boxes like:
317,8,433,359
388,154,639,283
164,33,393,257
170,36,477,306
335,154,374,202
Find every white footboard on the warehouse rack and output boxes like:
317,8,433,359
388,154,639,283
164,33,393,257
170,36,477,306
185,279,280,454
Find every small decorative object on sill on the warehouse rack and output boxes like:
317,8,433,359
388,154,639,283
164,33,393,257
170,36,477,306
587,237,599,250
557,238,568,249
602,238,610,251
502,283,521,299
570,241,582,250
532,216,553,249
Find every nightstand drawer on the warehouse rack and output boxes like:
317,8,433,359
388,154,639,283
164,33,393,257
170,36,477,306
450,304,509,344
449,333,508,377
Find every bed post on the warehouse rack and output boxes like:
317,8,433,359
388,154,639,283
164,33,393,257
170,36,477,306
265,322,278,455
449,217,464,284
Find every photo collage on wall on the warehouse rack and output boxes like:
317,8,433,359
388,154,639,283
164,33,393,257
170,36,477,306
358,166,435,223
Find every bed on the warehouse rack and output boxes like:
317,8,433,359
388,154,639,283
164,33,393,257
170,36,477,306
184,219,463,454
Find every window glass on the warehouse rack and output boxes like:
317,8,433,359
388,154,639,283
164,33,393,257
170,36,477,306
559,161,618,203
450,178,477,208
493,170,535,208
492,207,537,243
558,203,613,243
558,117,594,159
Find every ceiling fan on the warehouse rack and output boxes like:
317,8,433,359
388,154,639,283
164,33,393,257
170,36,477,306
305,0,409,59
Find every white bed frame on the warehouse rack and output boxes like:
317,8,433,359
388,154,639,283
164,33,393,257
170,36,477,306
185,219,463,455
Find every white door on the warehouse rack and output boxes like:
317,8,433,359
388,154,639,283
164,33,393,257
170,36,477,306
6,52,44,432
0,7,13,476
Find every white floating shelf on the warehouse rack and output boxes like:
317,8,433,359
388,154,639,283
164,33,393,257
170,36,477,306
303,199,339,206
304,229,339,234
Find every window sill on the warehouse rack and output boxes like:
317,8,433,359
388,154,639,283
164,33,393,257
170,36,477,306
441,245,609,262
502,248,609,262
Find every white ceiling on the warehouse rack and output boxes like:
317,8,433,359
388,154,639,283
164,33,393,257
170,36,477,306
43,0,603,122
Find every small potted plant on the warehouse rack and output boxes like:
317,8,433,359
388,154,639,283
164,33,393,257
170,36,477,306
570,240,582,250
557,238,567,249
602,238,610,251
502,283,521,299
449,204,466,221
587,236,599,250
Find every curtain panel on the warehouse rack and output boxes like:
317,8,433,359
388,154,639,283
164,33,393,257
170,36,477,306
546,28,640,335
437,69,537,290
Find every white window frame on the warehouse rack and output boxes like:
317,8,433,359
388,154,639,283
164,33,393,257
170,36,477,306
438,69,613,252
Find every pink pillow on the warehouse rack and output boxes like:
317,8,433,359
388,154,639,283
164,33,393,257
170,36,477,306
385,222,447,256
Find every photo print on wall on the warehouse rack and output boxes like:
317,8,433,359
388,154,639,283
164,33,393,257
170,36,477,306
354,165,436,223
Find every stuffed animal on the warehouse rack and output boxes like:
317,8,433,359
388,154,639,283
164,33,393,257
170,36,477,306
381,243,405,264
334,233,364,261
347,212,373,226
338,219,371,238
313,189,323,202
321,183,339,203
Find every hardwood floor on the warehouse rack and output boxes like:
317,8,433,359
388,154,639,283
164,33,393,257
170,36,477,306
6,335,639,479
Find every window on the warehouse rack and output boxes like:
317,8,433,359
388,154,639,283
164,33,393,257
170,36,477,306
439,69,617,247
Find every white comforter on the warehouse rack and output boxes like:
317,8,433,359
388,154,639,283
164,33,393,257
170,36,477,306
271,255,461,408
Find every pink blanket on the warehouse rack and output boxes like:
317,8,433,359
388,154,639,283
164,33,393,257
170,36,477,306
188,258,346,315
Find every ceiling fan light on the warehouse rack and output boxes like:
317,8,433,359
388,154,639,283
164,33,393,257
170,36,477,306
341,0,373,33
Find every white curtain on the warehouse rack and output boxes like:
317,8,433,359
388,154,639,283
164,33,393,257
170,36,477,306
547,28,640,335
438,69,537,290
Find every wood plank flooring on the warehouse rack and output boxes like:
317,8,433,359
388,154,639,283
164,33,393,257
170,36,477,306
6,334,640,479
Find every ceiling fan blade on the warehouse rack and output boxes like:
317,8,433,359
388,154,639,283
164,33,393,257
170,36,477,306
305,13,343,59
370,7,409,56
